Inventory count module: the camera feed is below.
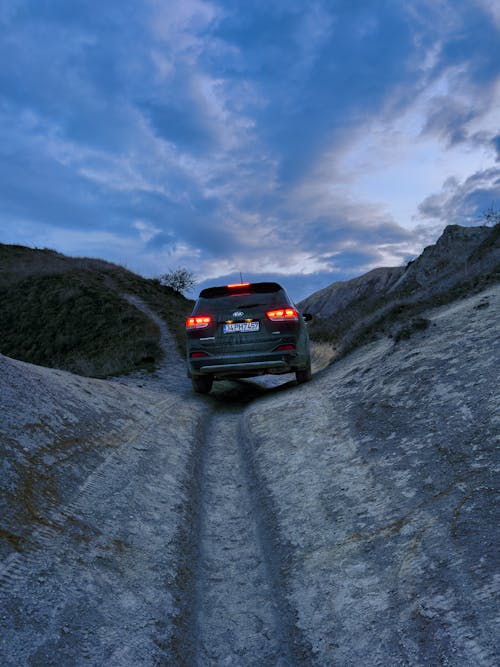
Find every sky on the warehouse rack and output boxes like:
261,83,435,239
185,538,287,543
0,0,499,301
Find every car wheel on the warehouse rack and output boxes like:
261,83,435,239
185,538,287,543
192,374,213,394
295,361,312,384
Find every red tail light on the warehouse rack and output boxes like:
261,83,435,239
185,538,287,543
186,315,212,330
190,351,209,358
275,344,296,351
266,308,299,321
227,282,250,288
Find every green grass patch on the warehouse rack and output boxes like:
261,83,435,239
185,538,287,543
0,244,193,377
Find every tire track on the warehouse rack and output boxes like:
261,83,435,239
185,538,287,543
183,402,314,667
119,293,190,394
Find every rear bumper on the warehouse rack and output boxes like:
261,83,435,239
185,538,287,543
200,360,288,374
188,351,301,378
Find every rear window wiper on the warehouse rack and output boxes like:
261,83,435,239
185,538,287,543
236,303,263,308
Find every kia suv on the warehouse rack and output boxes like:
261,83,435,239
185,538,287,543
186,281,313,393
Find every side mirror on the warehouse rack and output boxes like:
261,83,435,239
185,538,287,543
302,313,313,322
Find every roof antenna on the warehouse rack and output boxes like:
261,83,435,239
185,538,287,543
239,271,243,282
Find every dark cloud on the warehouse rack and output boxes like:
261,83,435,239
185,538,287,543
141,97,217,154
422,97,476,146
0,129,111,230
0,1,149,153
418,167,500,225
216,0,417,183
493,135,500,162
295,217,412,251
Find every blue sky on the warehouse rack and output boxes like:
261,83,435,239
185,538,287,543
0,0,499,300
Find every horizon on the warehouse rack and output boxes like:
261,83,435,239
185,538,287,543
1,1,499,301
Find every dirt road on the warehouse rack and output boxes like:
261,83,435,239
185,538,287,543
1,286,498,665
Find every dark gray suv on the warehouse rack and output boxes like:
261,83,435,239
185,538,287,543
186,281,312,393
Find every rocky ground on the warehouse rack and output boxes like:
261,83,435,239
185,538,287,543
0,285,498,665
244,284,499,666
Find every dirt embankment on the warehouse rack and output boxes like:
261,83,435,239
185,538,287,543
243,284,499,665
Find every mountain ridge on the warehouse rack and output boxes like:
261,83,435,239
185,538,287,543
300,222,500,356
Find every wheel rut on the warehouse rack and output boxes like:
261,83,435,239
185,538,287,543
191,406,297,667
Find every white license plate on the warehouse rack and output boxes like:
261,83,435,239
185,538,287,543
223,322,260,334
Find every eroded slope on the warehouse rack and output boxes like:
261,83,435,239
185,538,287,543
243,284,499,666
0,353,208,665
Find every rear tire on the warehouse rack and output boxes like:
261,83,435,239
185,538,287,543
191,374,213,394
296,362,312,384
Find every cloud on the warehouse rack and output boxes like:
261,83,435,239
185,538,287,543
214,1,419,184
422,96,476,146
0,0,499,302
141,96,217,153
493,135,500,162
418,167,500,224
148,0,220,51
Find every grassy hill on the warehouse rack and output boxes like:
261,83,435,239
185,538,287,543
0,244,193,377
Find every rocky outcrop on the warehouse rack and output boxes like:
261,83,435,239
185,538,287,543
300,223,500,353
390,223,498,295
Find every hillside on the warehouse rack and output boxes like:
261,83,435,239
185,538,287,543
300,223,500,356
1,282,498,665
0,244,193,377
299,266,405,319
244,283,499,666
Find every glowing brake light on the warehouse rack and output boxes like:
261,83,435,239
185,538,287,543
266,308,299,321
186,315,212,330
227,282,250,288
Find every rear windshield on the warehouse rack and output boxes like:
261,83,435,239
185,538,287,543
194,282,291,312
199,282,282,299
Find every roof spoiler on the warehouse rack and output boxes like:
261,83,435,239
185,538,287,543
199,281,283,298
